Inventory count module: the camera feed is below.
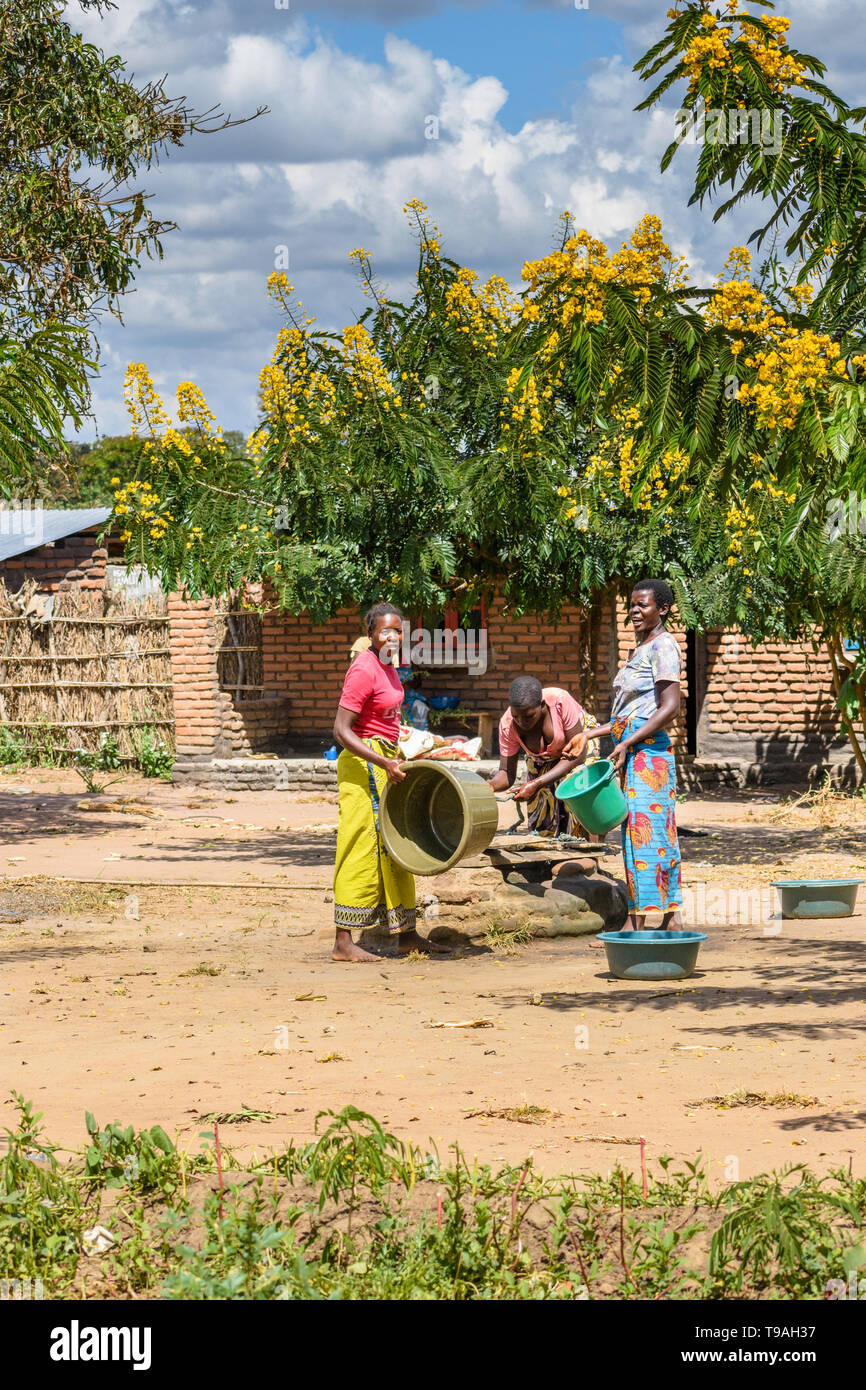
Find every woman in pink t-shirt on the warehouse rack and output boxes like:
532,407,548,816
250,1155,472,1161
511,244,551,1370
331,603,447,963
487,676,600,837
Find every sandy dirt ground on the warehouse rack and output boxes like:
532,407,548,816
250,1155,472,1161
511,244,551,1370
2,766,865,1183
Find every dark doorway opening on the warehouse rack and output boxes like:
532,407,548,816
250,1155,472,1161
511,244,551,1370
685,629,699,756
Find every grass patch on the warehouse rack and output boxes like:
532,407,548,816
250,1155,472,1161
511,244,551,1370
689,1090,821,1110
766,773,866,829
63,884,129,916
197,1106,277,1125
465,1104,559,1125
4,1095,866,1301
483,919,534,954
179,963,224,978
316,1052,347,1064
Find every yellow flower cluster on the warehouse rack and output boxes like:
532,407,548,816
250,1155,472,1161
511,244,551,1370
583,407,689,519
502,367,548,439
705,247,843,429
739,329,843,429
246,426,270,461
341,324,398,405
724,499,756,568
749,472,794,503
255,324,339,450
643,446,690,509
445,268,518,356
619,440,689,512
122,364,218,465
177,381,222,444
162,427,193,457
682,7,805,95
124,363,171,438
404,199,442,262
521,215,689,332
112,479,173,544
349,247,377,298
267,271,294,311
704,247,784,335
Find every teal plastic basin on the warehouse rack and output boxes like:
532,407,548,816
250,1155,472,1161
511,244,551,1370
597,929,707,981
772,879,862,919
556,759,628,835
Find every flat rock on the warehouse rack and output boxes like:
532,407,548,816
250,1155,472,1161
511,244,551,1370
551,857,602,878
550,874,629,930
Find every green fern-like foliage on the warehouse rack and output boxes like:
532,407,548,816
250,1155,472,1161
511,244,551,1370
0,321,93,495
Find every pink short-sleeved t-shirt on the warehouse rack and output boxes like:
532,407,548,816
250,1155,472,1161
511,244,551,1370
498,687,584,759
338,649,404,742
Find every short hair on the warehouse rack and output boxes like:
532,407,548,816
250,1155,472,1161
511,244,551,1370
509,675,543,710
364,602,402,636
632,578,675,619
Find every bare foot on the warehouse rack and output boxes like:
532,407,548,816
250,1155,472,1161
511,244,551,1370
397,929,451,956
332,930,378,963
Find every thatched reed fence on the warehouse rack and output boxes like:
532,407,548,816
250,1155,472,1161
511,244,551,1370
0,580,174,763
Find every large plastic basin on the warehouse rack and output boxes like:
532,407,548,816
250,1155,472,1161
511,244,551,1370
380,762,499,876
597,929,707,981
772,879,862,919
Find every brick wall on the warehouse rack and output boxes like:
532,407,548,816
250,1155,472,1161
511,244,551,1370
168,595,228,758
259,593,596,750
169,594,291,758
0,529,107,593
164,583,862,784
697,631,846,771
218,693,291,752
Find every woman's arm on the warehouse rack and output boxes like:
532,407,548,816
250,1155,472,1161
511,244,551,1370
487,753,519,793
334,705,405,783
563,718,612,759
609,680,680,772
512,717,586,801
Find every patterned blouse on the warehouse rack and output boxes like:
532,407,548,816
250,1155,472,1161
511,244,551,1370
611,632,682,724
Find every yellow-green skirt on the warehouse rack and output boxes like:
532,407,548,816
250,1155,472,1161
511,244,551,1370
333,738,416,936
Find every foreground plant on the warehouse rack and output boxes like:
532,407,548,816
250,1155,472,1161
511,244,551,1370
2,1097,865,1300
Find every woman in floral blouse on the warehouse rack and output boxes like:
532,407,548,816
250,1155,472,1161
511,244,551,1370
565,580,683,928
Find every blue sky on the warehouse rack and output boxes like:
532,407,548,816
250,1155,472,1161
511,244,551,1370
313,1,624,131
70,0,864,441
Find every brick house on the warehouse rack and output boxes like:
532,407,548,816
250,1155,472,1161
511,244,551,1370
169,586,856,789
0,507,112,592
0,510,856,788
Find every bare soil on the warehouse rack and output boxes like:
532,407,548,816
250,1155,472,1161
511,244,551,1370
2,767,865,1182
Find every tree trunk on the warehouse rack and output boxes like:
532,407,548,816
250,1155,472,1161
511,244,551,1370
825,634,866,781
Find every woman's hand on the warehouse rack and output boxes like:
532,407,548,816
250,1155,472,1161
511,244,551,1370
610,742,629,776
384,758,406,784
562,730,588,760
512,778,540,802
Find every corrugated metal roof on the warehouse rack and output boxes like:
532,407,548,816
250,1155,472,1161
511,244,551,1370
0,508,112,564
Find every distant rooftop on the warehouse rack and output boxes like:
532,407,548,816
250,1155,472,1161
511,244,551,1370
0,507,111,565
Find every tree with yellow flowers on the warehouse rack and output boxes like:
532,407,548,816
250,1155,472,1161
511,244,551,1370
117,2,866,771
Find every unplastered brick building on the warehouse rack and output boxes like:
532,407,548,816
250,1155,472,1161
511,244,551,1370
168,586,856,791
0,511,856,789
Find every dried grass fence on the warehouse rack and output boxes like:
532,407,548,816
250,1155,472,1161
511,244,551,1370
0,580,174,763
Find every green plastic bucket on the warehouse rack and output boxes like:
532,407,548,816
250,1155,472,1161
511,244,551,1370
555,759,628,835
380,762,499,876
598,930,707,981
772,878,862,919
